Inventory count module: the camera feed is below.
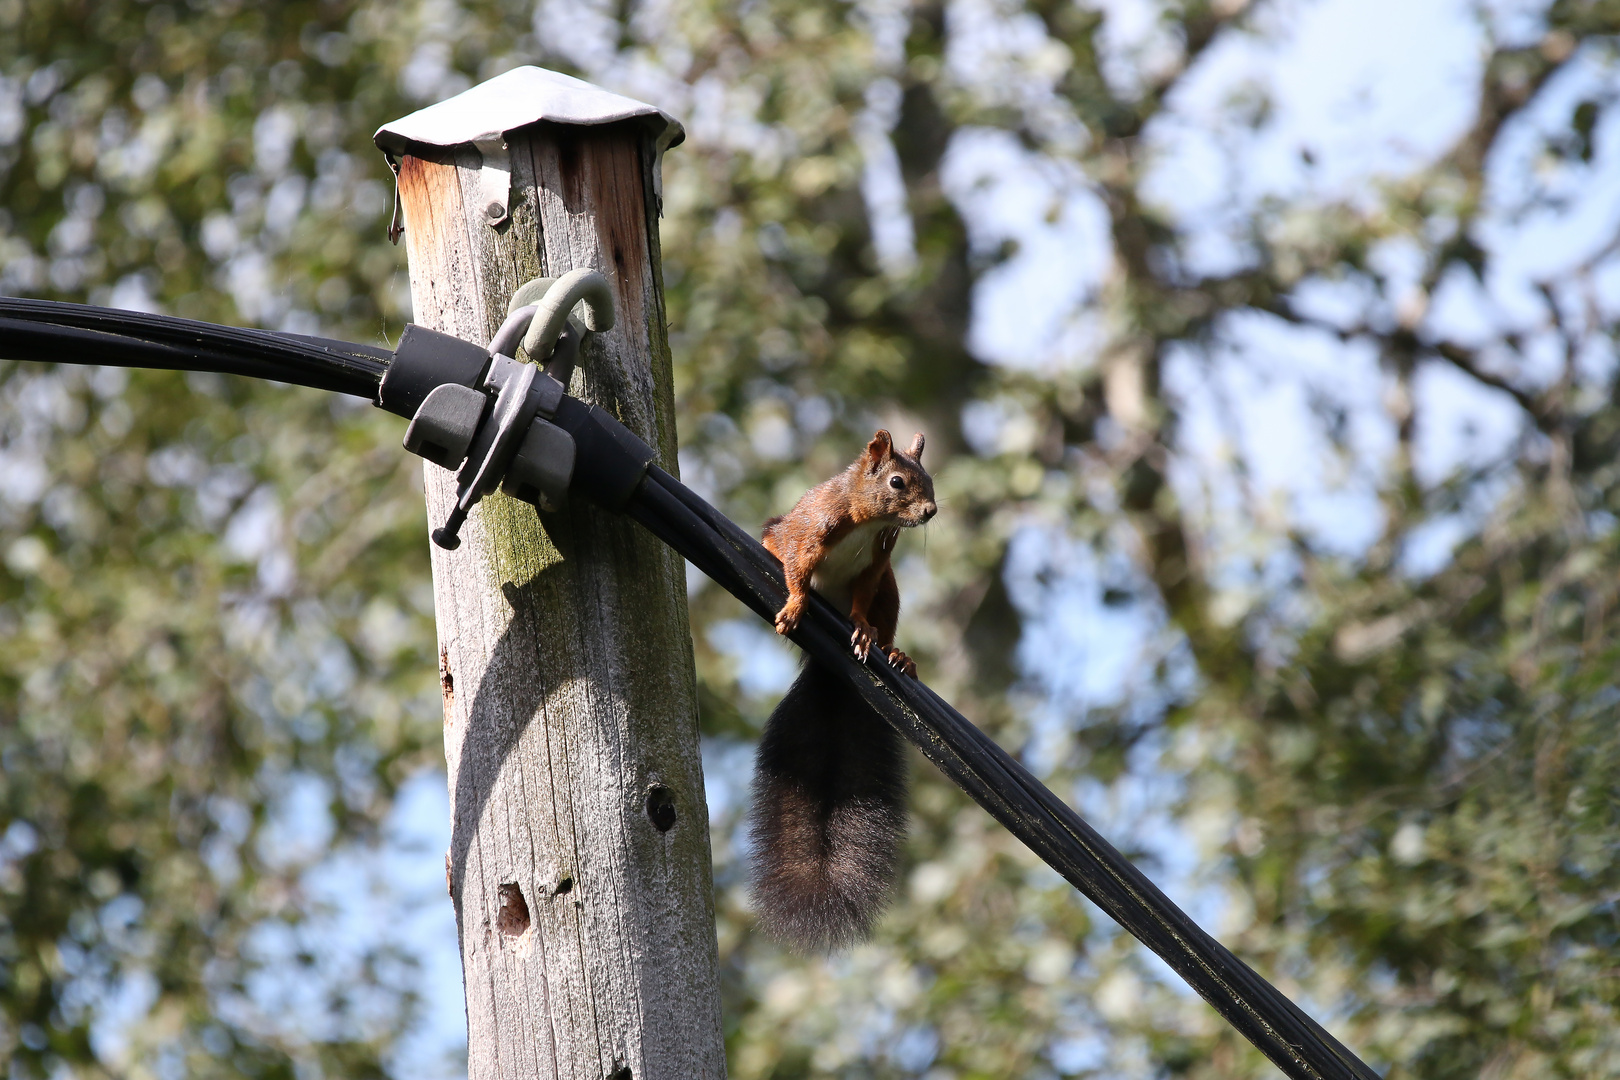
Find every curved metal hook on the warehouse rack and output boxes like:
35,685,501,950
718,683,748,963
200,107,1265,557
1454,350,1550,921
487,301,582,388
489,268,614,388
506,277,557,317
488,304,537,360
519,268,615,359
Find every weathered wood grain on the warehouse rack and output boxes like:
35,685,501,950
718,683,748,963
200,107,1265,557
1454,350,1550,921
397,121,725,1080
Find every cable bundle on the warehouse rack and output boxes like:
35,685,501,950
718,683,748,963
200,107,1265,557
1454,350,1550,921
0,298,389,399
0,297,1379,1080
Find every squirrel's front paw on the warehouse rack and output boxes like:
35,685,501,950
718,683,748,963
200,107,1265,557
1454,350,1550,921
850,617,876,661
885,647,917,678
774,599,805,636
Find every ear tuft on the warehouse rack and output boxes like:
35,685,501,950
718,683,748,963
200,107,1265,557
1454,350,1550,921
907,433,925,461
865,430,893,471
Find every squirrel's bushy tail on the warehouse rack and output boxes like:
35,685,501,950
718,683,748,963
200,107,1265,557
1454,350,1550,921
748,660,908,952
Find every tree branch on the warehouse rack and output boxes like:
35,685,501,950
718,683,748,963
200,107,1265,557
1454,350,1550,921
1430,340,1554,427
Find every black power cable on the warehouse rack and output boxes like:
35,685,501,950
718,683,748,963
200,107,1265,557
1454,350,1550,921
0,300,1381,1080
0,298,388,399
622,463,1378,1080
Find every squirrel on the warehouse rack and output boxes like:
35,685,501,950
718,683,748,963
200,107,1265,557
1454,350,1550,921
748,428,937,951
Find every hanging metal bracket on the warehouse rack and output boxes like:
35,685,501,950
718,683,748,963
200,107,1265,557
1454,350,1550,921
378,272,626,550
473,137,511,227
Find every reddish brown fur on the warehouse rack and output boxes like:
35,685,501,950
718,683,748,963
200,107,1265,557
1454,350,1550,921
762,429,935,671
750,430,936,951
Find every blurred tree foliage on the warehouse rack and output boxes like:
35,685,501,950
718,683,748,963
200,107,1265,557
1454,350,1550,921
2,0,1619,1078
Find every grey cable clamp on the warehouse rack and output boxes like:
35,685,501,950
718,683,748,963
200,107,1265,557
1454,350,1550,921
384,269,617,550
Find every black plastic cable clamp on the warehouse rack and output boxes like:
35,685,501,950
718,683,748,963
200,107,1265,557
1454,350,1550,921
373,310,650,548
376,324,492,419
549,396,657,511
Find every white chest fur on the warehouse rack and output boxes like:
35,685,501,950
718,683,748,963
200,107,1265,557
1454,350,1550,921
811,520,889,610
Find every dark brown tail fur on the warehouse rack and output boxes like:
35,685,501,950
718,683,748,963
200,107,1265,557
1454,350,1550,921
748,660,908,951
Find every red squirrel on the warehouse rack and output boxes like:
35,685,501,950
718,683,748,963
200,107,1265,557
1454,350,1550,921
749,429,936,951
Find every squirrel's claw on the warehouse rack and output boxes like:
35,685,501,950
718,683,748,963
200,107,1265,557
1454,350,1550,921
774,598,805,636
850,617,876,661
885,647,917,678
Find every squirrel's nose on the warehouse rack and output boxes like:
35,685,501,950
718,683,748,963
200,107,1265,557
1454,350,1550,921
922,502,937,522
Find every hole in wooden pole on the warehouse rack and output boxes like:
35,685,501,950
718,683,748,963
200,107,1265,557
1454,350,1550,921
645,785,676,832
496,883,530,937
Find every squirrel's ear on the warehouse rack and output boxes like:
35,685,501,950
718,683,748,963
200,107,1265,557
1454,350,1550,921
907,432,925,461
865,429,893,470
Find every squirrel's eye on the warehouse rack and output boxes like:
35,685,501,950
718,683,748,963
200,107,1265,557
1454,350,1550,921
889,475,905,490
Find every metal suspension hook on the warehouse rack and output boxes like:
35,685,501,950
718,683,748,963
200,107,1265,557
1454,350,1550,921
488,304,538,360
491,303,582,388
494,270,614,386
396,269,617,550
513,268,614,360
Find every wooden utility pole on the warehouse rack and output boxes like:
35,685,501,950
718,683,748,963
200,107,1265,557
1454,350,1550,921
376,69,725,1079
